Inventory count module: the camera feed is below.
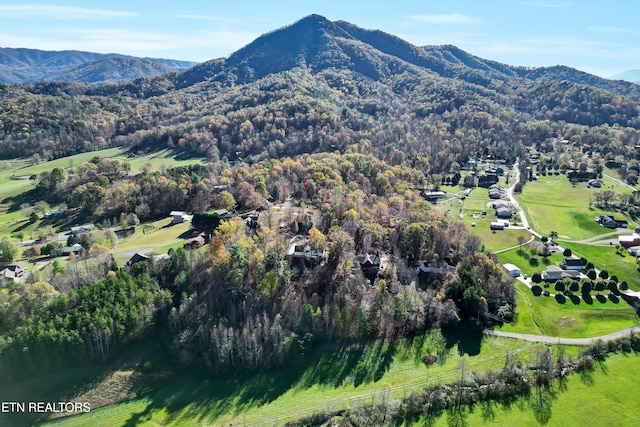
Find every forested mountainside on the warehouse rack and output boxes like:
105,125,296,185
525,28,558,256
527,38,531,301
1,14,640,398
1,15,638,168
0,47,197,83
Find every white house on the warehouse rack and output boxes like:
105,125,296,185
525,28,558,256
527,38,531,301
620,233,640,248
542,266,580,281
502,263,521,277
170,211,188,224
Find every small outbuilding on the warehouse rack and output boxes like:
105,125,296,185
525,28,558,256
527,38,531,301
490,222,505,230
170,211,188,224
502,263,521,277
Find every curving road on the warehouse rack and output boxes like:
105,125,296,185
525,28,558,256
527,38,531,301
484,324,640,346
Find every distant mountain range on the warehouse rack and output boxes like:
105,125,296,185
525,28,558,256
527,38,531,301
1,14,638,163
0,48,198,83
609,69,640,84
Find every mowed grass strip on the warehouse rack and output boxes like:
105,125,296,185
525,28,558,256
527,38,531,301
515,174,635,240
499,282,637,338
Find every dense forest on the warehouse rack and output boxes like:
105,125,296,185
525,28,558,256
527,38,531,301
1,13,639,384
0,149,514,377
1,15,638,168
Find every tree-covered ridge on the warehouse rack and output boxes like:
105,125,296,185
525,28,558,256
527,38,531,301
1,16,638,167
0,149,514,378
0,270,171,377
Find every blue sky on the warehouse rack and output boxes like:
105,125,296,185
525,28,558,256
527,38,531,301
1,0,638,78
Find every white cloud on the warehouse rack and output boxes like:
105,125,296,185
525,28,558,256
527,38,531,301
0,4,136,19
410,13,482,25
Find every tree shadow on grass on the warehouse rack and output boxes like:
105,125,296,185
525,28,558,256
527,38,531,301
596,294,607,304
582,293,593,305
299,338,401,389
554,294,566,304
441,320,483,356
528,386,558,425
569,295,581,305
608,294,620,304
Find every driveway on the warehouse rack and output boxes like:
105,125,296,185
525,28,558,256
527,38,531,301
485,324,640,346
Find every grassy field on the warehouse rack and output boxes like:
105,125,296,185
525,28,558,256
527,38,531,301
561,242,640,290
498,282,637,338
425,351,640,427
496,248,564,277
0,148,206,242
515,174,636,240
33,334,545,427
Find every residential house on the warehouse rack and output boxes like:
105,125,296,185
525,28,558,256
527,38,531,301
490,222,505,231
126,252,149,266
70,224,95,235
495,207,513,219
213,209,234,220
627,246,640,256
419,259,456,275
597,215,628,229
170,211,188,224
502,263,521,277
184,235,206,250
286,236,325,264
560,258,583,271
492,200,510,210
620,233,640,248
423,191,446,202
542,266,580,281
0,261,27,280
62,243,84,256
587,179,602,188
358,252,381,285
488,188,503,199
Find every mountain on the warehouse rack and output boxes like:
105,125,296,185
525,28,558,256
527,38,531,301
0,48,198,83
610,69,640,84
1,15,638,165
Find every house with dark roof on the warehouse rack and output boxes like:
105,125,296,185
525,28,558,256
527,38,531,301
596,215,628,229
560,258,583,271
358,252,381,285
126,252,149,266
495,207,512,219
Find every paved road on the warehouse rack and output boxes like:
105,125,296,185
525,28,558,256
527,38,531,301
603,173,637,192
484,324,640,346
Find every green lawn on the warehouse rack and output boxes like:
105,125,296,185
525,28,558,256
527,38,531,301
499,282,637,338
497,248,564,277
36,334,542,427
465,220,531,253
425,351,640,427
0,148,206,245
515,174,636,240
561,242,640,290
